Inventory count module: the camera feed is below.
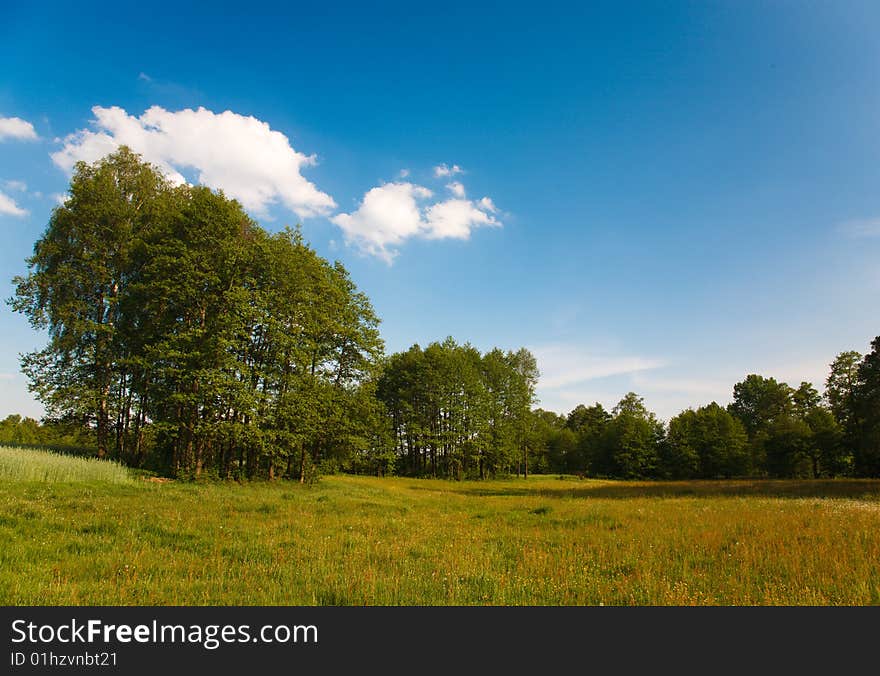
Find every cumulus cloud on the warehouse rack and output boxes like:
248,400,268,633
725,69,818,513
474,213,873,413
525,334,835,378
51,105,336,218
0,116,38,141
332,179,500,263
433,163,462,177
0,190,27,216
446,181,465,197
423,198,498,239
51,192,69,206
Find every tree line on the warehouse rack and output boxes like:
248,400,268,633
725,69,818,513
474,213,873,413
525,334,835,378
526,348,879,480
8,148,880,480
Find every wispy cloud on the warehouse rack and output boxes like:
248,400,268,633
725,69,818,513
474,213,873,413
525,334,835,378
2,180,27,192
838,217,880,238
531,344,666,390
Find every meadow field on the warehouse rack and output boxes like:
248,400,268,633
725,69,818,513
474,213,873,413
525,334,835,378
2,446,879,605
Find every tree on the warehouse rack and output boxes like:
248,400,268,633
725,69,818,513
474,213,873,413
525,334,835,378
596,393,663,479
851,337,880,476
792,382,821,418
565,403,611,474
803,407,847,477
376,342,539,479
664,403,749,479
728,374,795,475
763,415,812,478
825,351,862,428
728,375,794,437
10,148,384,480
11,147,170,457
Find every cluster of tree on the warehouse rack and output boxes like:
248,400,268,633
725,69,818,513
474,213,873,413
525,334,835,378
11,148,384,480
8,147,880,481
514,343,880,479
374,340,538,479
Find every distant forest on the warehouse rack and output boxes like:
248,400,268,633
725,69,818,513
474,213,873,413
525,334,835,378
7,149,880,480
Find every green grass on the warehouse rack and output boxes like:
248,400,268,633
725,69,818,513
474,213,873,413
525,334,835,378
2,461,880,605
0,445,133,484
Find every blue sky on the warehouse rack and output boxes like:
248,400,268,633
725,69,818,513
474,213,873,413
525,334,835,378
1,1,878,421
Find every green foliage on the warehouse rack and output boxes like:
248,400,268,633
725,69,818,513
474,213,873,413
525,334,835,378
851,337,880,476
825,350,862,428
7,147,880,484
592,393,663,479
728,374,794,437
376,340,538,478
664,403,749,479
663,402,749,479
10,148,383,481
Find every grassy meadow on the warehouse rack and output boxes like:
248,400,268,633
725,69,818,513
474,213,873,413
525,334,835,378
2,446,880,605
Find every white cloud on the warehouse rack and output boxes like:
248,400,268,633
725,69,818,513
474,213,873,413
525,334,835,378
0,116,38,141
839,217,880,238
424,198,499,239
331,180,500,263
478,196,497,213
446,181,465,197
398,168,410,178
0,190,27,216
532,344,666,390
3,180,27,192
331,182,433,263
433,163,462,177
52,105,336,218
51,193,68,206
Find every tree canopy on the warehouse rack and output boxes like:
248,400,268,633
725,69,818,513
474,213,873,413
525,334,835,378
8,147,880,481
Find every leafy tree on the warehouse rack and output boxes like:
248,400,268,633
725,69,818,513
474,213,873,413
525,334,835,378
851,337,880,476
10,148,383,480
664,403,749,479
763,415,812,478
728,374,794,474
11,147,170,457
803,408,847,477
825,351,862,428
564,403,611,474
728,375,794,437
595,393,663,479
792,382,821,418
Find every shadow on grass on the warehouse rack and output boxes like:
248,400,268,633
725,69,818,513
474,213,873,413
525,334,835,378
427,479,880,501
